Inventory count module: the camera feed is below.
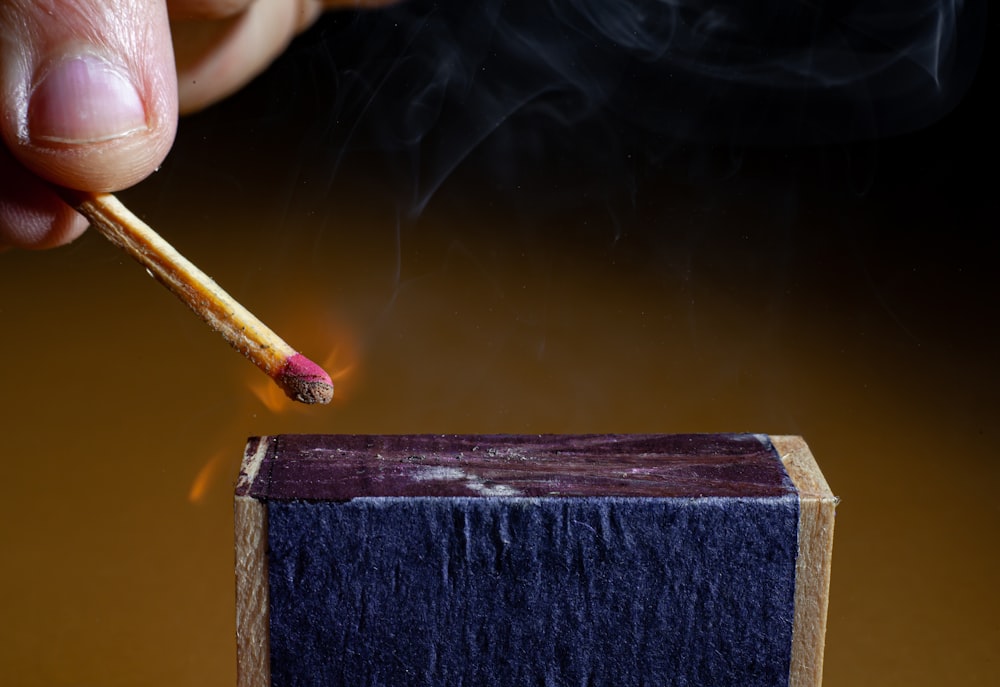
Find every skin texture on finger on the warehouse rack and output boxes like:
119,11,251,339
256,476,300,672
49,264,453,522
0,0,177,191
0,145,87,250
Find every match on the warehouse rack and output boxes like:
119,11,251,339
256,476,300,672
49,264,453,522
55,187,334,405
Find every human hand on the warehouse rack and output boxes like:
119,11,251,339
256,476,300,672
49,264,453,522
0,0,394,250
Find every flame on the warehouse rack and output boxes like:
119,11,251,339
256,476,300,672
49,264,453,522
188,449,229,504
186,313,363,501
251,311,362,414
249,338,361,415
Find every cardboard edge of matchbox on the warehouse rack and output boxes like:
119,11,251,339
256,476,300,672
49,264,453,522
772,435,838,687
235,437,272,687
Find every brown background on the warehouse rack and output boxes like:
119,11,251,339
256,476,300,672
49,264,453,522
1,8,996,685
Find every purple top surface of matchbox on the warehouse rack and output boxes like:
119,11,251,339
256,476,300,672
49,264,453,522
242,434,795,501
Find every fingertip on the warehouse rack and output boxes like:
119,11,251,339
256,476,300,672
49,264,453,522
0,2,178,192
6,205,89,251
173,0,341,115
0,166,88,250
19,48,178,192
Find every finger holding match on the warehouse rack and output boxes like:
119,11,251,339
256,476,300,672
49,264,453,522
55,187,334,405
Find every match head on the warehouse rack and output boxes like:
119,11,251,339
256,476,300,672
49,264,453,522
275,353,334,405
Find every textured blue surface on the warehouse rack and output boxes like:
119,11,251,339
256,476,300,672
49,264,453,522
266,494,799,686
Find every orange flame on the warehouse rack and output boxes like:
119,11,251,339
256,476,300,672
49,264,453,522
186,313,363,501
188,450,229,504
249,337,361,415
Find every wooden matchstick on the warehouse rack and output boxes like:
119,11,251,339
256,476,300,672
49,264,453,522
56,187,333,405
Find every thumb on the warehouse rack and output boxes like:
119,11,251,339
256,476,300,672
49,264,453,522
0,0,177,192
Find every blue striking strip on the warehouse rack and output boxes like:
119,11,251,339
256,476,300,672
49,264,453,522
266,493,799,686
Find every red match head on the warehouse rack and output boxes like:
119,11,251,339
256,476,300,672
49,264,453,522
275,353,334,405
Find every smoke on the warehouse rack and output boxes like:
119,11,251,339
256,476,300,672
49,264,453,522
223,0,986,214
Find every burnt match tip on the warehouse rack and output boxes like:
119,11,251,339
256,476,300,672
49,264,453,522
276,353,334,405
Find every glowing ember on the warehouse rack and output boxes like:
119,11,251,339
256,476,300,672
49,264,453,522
250,342,359,414
186,318,362,502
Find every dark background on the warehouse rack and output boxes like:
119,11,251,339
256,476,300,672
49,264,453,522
1,2,995,684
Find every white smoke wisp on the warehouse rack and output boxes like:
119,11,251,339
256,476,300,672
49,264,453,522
284,0,984,213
